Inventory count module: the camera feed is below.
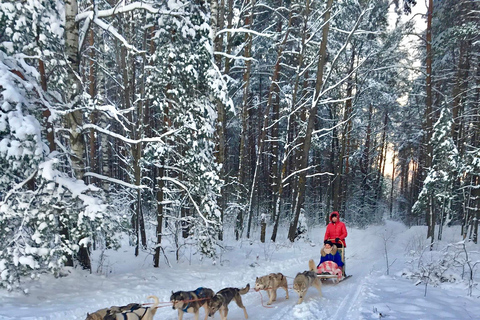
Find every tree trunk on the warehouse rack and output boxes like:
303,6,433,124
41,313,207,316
88,28,97,185
224,0,234,75
359,104,373,224
248,4,292,242
334,47,355,212
389,151,396,217
473,176,479,244
374,112,388,209
136,16,147,250
65,0,84,180
425,0,435,246
271,0,310,242
469,64,480,243
451,40,470,152
210,0,227,241
153,164,165,267
36,27,55,153
65,0,89,269
237,0,255,239
288,0,334,242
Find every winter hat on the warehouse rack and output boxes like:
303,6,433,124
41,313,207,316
324,240,333,246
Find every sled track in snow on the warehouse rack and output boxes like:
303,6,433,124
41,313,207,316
329,276,365,320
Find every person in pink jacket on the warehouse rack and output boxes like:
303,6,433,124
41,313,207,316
324,211,348,275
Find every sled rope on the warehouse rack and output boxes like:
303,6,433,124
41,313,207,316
255,290,275,308
142,301,173,308
143,296,210,306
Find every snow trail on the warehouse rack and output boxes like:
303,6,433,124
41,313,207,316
1,223,479,319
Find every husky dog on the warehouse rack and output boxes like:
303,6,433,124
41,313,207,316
254,273,289,305
293,260,322,304
208,284,250,320
170,287,215,320
85,296,159,320
85,308,109,320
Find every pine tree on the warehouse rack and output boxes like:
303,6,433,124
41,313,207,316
0,0,118,288
413,106,459,244
144,0,227,258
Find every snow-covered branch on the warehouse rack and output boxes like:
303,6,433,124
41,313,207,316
213,51,257,62
80,124,178,145
216,28,273,38
0,170,38,204
317,7,371,103
92,18,143,53
161,177,217,226
306,172,334,178
76,2,176,22
83,172,147,189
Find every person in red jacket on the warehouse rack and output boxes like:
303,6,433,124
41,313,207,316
324,211,348,275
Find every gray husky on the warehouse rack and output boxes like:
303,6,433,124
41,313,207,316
208,284,250,320
293,260,322,304
254,273,289,305
170,287,215,320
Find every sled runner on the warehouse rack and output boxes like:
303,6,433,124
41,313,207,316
316,239,351,283
316,272,352,282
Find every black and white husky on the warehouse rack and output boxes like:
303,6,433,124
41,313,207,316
208,284,250,320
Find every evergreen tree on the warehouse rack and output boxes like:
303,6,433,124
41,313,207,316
413,106,459,242
145,0,226,258
0,0,118,288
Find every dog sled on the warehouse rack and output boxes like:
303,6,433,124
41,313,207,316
316,239,351,283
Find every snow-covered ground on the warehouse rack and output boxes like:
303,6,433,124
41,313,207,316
0,221,479,319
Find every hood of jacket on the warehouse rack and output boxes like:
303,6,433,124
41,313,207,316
321,244,338,256
329,211,341,223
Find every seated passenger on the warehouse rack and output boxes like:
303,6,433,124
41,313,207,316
316,240,344,280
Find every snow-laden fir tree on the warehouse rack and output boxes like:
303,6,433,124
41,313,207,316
143,0,228,258
0,0,117,289
413,106,459,242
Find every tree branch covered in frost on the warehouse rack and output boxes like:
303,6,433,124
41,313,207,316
76,1,177,22
83,172,148,189
76,1,187,53
403,240,479,297
161,176,217,226
216,28,273,38
78,124,178,145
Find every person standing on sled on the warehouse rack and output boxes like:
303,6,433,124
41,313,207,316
324,211,348,275
316,240,344,280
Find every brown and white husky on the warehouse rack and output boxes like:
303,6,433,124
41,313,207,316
254,273,289,305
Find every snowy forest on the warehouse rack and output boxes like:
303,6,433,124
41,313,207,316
0,0,479,291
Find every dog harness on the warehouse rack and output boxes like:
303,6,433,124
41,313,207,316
182,287,206,313
119,308,148,320
117,305,148,320
182,292,193,313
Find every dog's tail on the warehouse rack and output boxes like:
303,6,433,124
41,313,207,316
308,259,316,272
147,295,159,315
239,283,250,295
